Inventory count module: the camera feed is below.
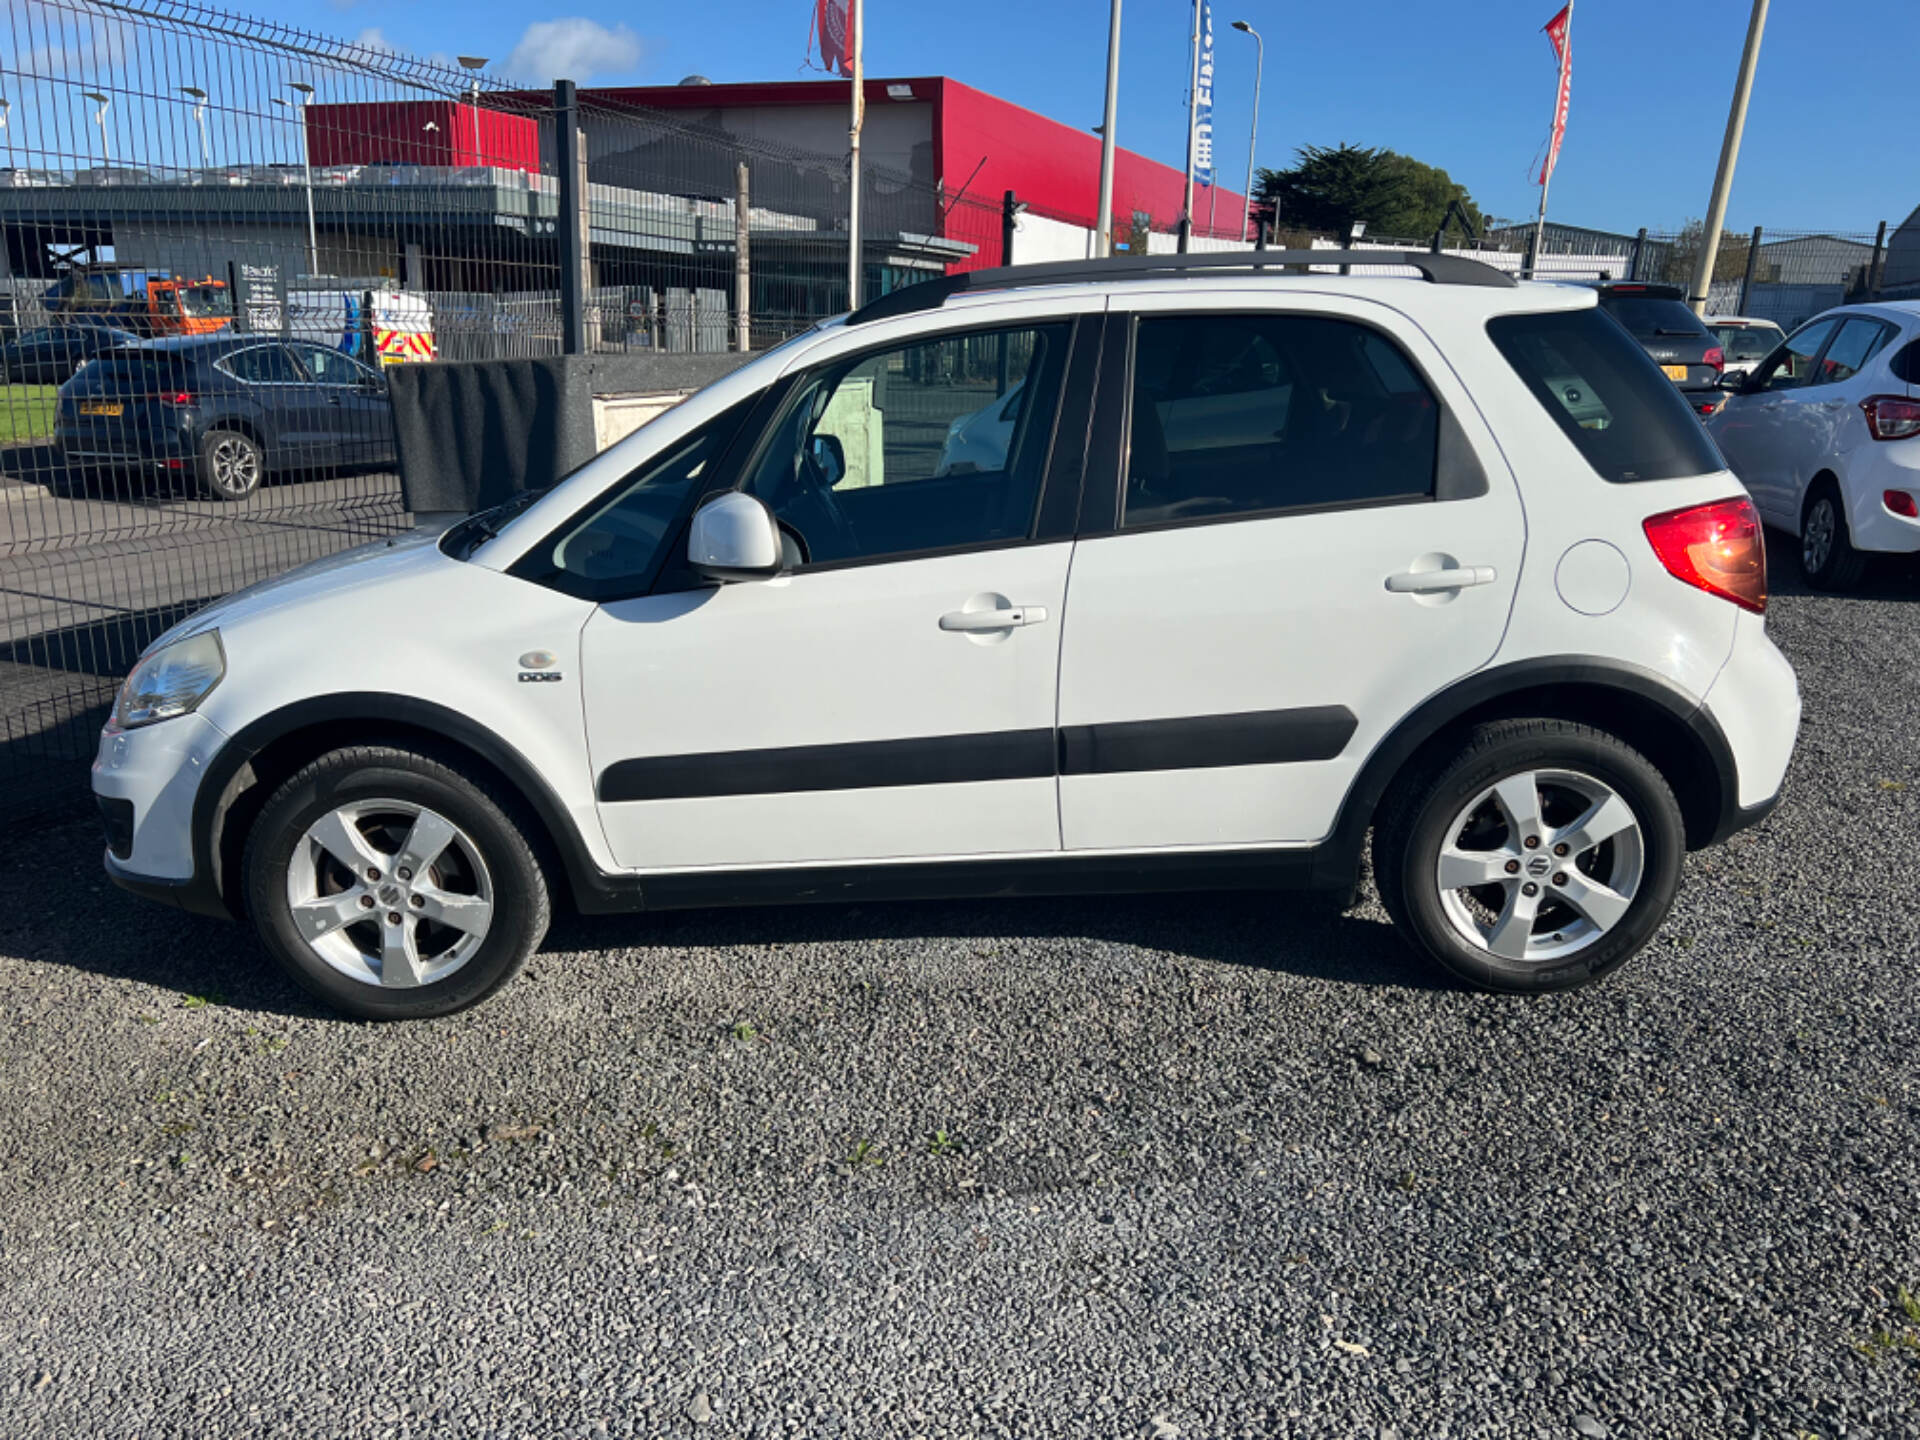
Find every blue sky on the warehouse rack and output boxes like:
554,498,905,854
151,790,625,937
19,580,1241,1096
296,0,1916,234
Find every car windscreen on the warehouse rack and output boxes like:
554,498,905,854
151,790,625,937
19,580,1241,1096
180,284,232,318
1487,308,1726,483
1721,326,1781,362
78,352,191,396
1597,294,1709,339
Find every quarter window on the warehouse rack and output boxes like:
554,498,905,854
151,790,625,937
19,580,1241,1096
292,343,376,386
1122,312,1439,527
743,323,1069,567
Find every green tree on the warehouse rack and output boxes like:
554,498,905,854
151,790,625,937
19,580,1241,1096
1255,143,1483,242
1657,218,1753,288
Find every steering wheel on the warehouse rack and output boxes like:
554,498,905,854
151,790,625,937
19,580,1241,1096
792,438,861,559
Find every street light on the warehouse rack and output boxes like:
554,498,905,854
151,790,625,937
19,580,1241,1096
457,56,487,168
1230,20,1263,243
271,81,318,277
82,90,111,170
1094,0,1121,258
179,85,211,169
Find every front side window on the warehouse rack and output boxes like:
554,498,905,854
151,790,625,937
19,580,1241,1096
221,344,304,385
1816,318,1892,385
511,399,753,599
1749,318,1838,392
742,323,1069,567
1123,312,1439,527
181,284,232,318
1487,308,1725,484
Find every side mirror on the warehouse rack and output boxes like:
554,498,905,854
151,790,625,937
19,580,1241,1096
1716,370,1748,394
687,490,783,583
807,432,847,487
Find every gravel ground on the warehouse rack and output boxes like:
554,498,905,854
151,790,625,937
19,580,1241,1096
1,539,1916,1440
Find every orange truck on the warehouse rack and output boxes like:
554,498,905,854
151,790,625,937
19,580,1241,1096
44,267,233,337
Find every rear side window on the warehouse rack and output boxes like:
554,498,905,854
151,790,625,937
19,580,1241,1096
1123,312,1438,527
1816,318,1893,384
1891,341,1920,386
1488,309,1724,483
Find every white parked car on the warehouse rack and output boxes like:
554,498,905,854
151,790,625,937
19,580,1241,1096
93,252,1800,1019
1704,315,1785,384
1705,300,1920,588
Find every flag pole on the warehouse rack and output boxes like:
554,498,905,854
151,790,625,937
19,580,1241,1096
847,0,865,309
1530,0,1571,279
1180,0,1199,253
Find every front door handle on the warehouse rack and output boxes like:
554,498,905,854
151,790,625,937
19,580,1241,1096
1385,565,1497,594
939,605,1048,632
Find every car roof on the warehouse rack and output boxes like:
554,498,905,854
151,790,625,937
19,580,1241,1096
137,333,273,354
1704,315,1780,327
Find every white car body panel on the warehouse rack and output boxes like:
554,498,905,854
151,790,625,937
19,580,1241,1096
1707,301,1920,554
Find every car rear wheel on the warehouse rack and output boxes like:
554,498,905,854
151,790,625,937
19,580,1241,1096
197,428,264,502
1374,719,1685,993
1800,482,1866,591
243,744,550,1020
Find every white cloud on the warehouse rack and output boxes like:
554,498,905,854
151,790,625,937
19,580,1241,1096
504,18,644,83
353,27,393,54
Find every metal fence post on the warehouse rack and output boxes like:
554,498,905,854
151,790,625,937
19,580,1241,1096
1738,226,1762,314
1629,227,1647,282
1001,190,1019,268
554,79,587,356
735,161,752,352
1868,219,1888,298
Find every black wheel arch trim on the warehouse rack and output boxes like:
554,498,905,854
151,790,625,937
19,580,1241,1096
1308,654,1745,890
184,692,630,922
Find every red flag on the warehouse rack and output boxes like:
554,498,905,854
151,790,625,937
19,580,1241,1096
816,0,856,77
1540,3,1573,185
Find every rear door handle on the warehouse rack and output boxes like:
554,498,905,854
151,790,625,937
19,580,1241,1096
939,605,1048,632
1385,566,1497,594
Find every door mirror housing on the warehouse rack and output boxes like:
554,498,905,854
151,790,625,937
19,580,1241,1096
1716,369,1749,394
687,490,784,583
807,432,847,487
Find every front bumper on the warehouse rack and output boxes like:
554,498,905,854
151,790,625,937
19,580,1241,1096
92,711,231,911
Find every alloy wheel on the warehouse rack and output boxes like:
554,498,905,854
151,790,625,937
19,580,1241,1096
209,435,260,496
284,799,494,989
1434,768,1645,964
1802,497,1835,576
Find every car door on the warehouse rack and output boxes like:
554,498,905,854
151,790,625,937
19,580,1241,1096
220,343,338,469
12,328,57,384
1056,293,1524,851
563,304,1097,871
1708,316,1838,522
290,343,393,468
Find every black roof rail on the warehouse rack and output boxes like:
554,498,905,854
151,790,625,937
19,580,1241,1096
847,248,1518,326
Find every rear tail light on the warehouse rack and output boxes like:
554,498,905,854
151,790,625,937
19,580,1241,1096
1702,345,1725,372
1887,489,1919,519
161,391,193,406
1642,496,1767,614
1860,394,1920,441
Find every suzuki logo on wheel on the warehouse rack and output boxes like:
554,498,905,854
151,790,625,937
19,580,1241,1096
1526,855,1551,877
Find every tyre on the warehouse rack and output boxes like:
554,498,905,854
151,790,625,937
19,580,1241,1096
243,744,551,1020
1373,719,1685,994
1800,481,1867,591
197,427,264,502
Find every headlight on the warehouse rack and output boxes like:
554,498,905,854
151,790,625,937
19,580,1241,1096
111,630,225,730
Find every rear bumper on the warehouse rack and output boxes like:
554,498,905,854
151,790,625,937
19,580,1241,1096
1699,609,1800,816
1844,452,1920,554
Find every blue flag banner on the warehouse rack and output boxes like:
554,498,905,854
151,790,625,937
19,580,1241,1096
1193,0,1215,188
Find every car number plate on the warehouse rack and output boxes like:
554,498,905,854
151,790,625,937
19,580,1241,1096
79,401,122,416
1660,365,1688,381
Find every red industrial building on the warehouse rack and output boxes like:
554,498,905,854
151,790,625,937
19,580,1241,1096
309,76,1250,250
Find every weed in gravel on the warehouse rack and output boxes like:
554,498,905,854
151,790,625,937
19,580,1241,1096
1851,1285,1920,1370
730,1021,758,1042
844,1138,883,1168
927,1129,959,1157
179,991,224,1009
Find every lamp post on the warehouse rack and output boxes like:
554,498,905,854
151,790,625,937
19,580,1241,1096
82,91,111,170
1094,0,1121,258
0,99,11,175
271,82,318,277
457,56,488,168
179,85,211,170
1230,20,1263,243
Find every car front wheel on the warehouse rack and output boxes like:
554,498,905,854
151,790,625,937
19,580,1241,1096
1374,719,1685,993
243,745,551,1020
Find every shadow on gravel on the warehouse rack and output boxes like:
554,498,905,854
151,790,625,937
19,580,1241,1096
549,888,1453,994
8,817,1450,1018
